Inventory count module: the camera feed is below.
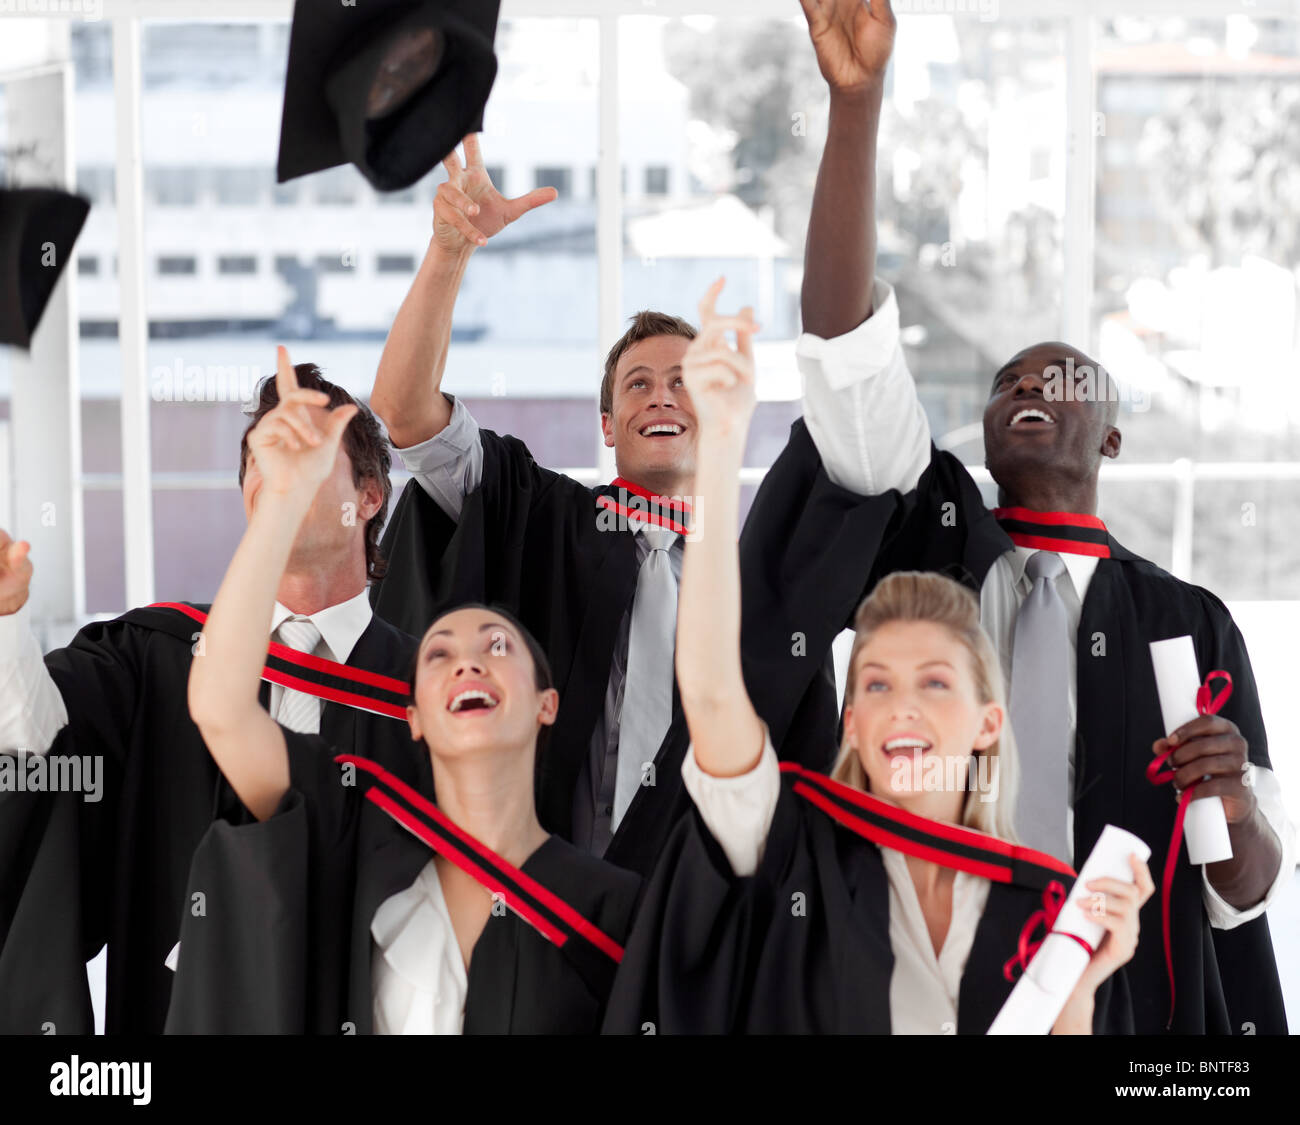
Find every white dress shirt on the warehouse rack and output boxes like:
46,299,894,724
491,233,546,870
370,858,467,1035
0,589,375,755
267,590,374,728
806,291,1297,929
682,730,991,1034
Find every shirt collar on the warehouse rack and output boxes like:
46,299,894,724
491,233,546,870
1007,544,1100,604
270,588,373,663
991,506,1111,559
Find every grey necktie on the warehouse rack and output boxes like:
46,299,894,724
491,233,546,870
274,616,323,734
613,521,679,829
1008,551,1071,861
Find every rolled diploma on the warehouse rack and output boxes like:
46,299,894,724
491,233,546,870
987,824,1151,1035
1149,635,1233,865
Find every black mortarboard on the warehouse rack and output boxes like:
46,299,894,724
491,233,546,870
0,187,91,349
277,0,501,192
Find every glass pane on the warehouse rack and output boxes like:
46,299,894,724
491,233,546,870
1093,14,1300,599
620,12,1067,511
118,17,600,613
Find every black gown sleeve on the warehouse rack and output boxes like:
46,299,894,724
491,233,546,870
737,419,905,764
164,730,359,1034
370,429,563,637
0,619,145,1034
603,786,805,1034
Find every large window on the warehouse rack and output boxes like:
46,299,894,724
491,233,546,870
0,0,1296,1035
620,13,1068,511
2,8,1286,609
1091,15,1300,601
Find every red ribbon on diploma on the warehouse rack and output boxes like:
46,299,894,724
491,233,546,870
1145,669,1234,1028
1002,880,1095,983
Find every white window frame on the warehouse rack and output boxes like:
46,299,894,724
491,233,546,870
58,0,1299,605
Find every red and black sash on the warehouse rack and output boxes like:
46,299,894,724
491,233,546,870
992,507,1111,559
139,602,410,722
596,475,693,536
339,754,625,966
780,762,1076,891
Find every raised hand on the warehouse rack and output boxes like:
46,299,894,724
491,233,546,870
433,133,558,255
799,0,896,92
0,530,33,616
246,347,358,502
682,277,761,440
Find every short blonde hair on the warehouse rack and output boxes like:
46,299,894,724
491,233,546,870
831,571,1019,840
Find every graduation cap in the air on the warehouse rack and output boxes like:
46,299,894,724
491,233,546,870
0,186,91,349
277,0,502,193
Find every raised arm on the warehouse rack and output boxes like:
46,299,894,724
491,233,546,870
370,134,557,449
187,349,357,820
793,1,931,497
675,280,765,778
799,0,894,336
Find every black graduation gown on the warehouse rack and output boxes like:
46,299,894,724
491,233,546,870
164,730,642,1034
370,421,899,878
862,447,1288,1034
604,766,1132,1034
0,603,419,1035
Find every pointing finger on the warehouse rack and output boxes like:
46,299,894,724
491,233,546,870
275,346,299,404
697,276,726,325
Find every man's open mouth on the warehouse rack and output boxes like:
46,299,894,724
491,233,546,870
639,422,684,438
1008,407,1055,428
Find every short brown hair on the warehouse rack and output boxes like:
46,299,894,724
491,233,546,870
238,364,392,582
600,310,697,415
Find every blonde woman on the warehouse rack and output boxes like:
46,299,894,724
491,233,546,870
605,281,1153,1034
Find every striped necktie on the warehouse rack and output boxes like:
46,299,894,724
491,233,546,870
274,616,323,734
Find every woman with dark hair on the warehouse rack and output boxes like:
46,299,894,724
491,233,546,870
174,349,639,1034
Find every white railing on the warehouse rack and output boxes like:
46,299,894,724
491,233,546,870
83,457,1300,583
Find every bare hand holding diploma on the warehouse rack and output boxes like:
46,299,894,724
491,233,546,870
988,826,1153,1035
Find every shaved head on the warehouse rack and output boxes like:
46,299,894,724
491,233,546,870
982,340,1123,514
995,341,1120,427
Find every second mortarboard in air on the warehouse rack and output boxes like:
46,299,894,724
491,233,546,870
277,0,502,193
0,186,91,349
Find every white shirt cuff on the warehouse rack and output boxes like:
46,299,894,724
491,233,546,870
0,602,70,755
1201,765,1297,929
795,278,901,390
680,726,781,878
392,394,484,522
797,277,932,496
